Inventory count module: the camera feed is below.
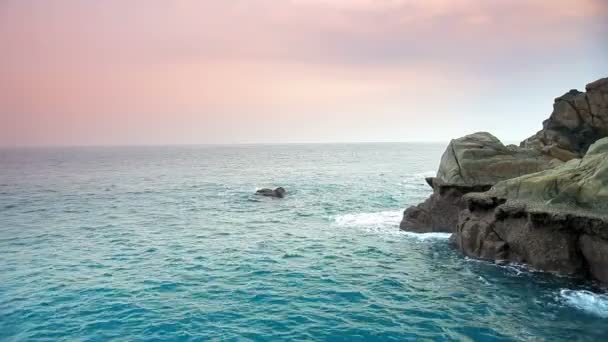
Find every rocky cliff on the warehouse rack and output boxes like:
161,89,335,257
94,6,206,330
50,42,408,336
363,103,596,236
400,76,608,285
521,77,608,161
453,137,608,283
401,132,553,232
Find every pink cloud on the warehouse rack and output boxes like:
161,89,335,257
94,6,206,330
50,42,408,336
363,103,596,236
0,0,606,145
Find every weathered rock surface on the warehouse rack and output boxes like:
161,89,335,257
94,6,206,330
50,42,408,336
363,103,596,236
521,77,608,161
400,132,552,233
453,138,608,284
438,132,554,186
256,187,286,198
493,136,608,210
400,179,491,233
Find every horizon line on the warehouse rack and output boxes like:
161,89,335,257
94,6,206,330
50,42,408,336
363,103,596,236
0,140,459,149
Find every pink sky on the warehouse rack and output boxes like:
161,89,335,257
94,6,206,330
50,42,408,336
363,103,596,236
1,0,607,146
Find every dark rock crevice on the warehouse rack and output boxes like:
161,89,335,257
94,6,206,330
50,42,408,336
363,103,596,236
453,193,608,283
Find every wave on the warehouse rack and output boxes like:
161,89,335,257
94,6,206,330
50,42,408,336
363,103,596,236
401,231,452,240
560,289,608,318
334,211,402,229
333,211,451,240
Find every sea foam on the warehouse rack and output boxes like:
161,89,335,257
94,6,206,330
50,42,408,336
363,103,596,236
334,211,402,229
334,211,451,240
560,289,608,318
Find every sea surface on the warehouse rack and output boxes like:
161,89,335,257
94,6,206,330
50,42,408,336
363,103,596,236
1,143,607,341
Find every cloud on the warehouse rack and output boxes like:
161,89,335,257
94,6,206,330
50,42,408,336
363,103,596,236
0,0,606,145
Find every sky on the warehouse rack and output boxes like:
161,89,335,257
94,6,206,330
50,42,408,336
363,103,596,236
1,0,607,146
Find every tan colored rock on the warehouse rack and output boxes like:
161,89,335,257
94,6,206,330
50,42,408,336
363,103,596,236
436,132,552,186
401,132,553,233
492,137,608,211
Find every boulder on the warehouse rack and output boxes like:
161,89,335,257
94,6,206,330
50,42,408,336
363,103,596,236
521,77,608,161
492,137,608,211
256,187,286,198
437,132,552,186
452,138,608,284
400,132,552,233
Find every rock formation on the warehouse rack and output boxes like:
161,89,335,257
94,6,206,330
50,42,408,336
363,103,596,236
256,187,287,198
400,132,553,232
400,76,608,285
453,137,608,283
521,77,608,161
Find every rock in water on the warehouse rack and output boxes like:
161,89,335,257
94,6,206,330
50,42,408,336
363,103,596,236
521,77,608,161
400,132,552,233
256,187,286,198
400,179,491,233
453,137,608,284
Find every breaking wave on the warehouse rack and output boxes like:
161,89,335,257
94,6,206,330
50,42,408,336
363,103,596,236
334,210,402,229
560,289,608,318
333,211,451,240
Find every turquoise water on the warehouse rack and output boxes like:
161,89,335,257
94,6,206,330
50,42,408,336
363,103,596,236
1,144,607,341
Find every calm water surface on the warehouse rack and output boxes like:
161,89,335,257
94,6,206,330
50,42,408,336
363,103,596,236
1,144,607,341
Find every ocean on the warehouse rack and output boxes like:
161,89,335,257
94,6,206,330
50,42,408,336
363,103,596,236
1,143,607,341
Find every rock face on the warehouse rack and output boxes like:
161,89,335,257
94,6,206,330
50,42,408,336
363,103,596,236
492,137,608,210
400,179,491,233
399,76,608,284
400,132,552,233
521,77,608,161
438,132,554,186
256,187,286,198
453,138,608,284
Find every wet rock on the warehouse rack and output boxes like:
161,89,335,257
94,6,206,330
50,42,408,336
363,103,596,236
452,138,608,283
400,179,491,233
454,201,589,276
579,235,608,284
256,187,286,198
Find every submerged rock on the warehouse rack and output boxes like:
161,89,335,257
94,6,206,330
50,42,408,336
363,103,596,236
452,138,608,284
521,77,608,161
400,132,552,233
256,187,286,198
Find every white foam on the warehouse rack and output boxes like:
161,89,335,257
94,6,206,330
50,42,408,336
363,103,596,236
560,289,608,318
413,170,436,178
401,231,452,240
333,211,451,240
334,211,402,229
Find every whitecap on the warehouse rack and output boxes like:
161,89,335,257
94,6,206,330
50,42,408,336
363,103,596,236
560,289,608,318
479,276,491,285
333,211,451,240
334,211,402,229
401,231,452,240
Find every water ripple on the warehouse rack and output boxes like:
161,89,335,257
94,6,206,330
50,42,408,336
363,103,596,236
1,144,607,341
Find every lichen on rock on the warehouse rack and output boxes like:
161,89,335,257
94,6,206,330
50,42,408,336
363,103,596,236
452,138,608,283
400,132,552,233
